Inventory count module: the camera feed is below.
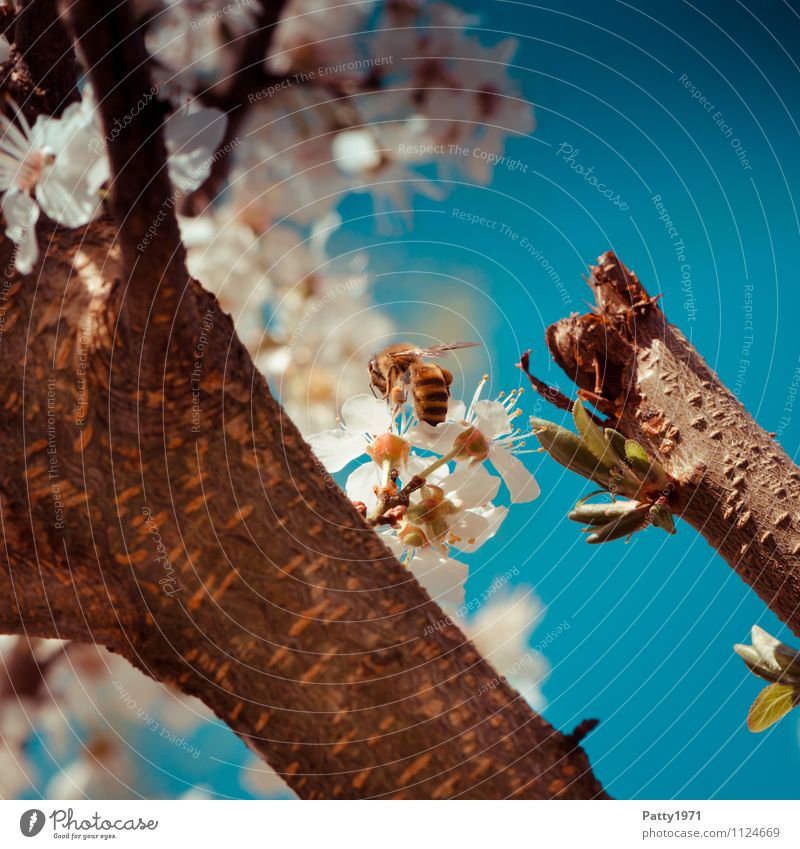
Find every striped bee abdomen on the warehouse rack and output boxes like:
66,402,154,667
410,362,450,425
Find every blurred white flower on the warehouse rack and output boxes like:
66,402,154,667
233,93,351,227
464,588,548,710
146,0,259,91
253,222,391,435
269,0,375,77
164,103,227,192
0,96,108,272
179,210,272,348
331,128,382,175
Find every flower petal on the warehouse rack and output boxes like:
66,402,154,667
2,190,40,274
445,462,501,508
449,510,489,553
346,462,381,512
408,548,467,608
165,105,227,192
452,505,508,552
491,445,540,503
407,420,464,454
448,398,467,421
35,98,108,227
307,428,366,473
341,394,392,435
472,399,513,438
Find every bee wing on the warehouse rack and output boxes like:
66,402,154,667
388,342,481,359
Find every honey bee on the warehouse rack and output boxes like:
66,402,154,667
368,342,480,426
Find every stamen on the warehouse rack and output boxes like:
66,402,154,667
16,149,54,192
469,375,489,413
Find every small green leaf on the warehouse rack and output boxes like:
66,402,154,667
573,400,617,465
569,500,639,526
624,439,671,490
604,428,628,460
585,505,650,544
532,418,615,488
624,439,649,464
747,683,799,733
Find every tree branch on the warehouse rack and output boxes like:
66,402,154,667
0,220,607,799
3,0,79,118
546,252,800,635
60,0,189,366
185,0,289,211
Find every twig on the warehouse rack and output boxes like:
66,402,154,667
368,475,425,526
518,349,576,413
185,0,289,211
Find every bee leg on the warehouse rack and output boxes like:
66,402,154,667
441,368,454,387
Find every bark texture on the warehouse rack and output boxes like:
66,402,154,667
0,0,608,801
546,253,800,635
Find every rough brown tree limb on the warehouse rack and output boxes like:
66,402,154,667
0,0,79,121
0,1,607,800
61,0,189,369
546,252,800,636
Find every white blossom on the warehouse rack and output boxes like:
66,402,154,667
268,0,375,77
179,210,272,348
145,0,259,92
164,102,227,192
409,378,541,503
0,97,108,272
307,394,392,473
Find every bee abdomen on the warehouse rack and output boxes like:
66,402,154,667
412,364,450,425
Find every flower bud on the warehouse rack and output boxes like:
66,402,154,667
398,522,428,549
453,426,491,462
367,433,410,467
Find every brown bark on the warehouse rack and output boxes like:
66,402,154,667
9,0,79,117
544,253,800,636
0,0,607,800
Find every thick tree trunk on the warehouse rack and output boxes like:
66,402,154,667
0,217,606,799
545,253,800,636
0,0,607,801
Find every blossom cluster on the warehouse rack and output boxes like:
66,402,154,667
309,376,540,609
229,1,534,229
